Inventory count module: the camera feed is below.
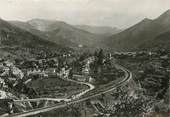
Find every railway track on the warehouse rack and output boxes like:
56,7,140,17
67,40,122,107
2,64,132,117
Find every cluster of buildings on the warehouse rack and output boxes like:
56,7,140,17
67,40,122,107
0,60,24,89
0,50,75,98
0,60,21,114
91,100,110,116
73,57,95,83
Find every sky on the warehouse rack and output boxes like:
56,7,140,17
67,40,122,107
0,0,170,29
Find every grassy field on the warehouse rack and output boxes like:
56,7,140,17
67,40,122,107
27,75,88,98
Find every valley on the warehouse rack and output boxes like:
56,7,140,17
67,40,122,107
0,6,170,117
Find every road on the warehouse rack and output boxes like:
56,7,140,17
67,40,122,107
14,75,95,103
59,68,95,100
15,64,95,103
2,64,132,117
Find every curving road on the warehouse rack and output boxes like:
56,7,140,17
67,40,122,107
14,65,95,103
2,64,132,117
14,73,95,103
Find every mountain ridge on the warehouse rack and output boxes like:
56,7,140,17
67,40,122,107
0,18,70,58
107,9,170,51
10,19,108,50
75,25,121,36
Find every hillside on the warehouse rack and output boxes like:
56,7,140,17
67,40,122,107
75,25,121,36
141,31,170,51
11,19,107,50
0,18,68,58
107,9,170,51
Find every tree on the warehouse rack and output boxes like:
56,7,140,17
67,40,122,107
94,50,98,57
97,49,104,65
94,50,98,63
68,69,73,79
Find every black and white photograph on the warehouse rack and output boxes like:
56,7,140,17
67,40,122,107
0,0,169,117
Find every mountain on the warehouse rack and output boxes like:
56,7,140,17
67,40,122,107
27,19,69,32
10,20,78,48
0,18,68,58
75,25,121,36
10,10,170,52
10,19,107,50
0,19,59,48
141,31,170,51
107,9,170,51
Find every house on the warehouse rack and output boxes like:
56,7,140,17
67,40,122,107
89,76,95,83
45,68,56,74
27,70,48,78
10,67,24,79
73,75,86,82
4,61,13,67
160,55,169,60
0,90,7,99
82,67,89,75
0,78,6,89
0,65,9,77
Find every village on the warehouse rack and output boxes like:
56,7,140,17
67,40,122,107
0,49,169,116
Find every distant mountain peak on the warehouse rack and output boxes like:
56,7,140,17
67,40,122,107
75,25,121,36
131,18,152,29
0,18,65,52
27,19,69,32
27,18,66,25
28,18,55,23
142,18,152,22
161,9,170,15
157,9,170,20
0,18,12,27
155,9,170,24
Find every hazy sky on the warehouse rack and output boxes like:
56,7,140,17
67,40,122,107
0,0,170,28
